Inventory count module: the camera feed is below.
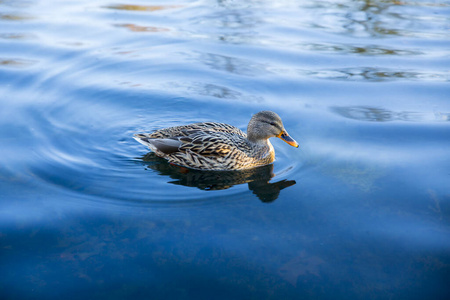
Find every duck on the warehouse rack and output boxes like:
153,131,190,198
133,111,298,171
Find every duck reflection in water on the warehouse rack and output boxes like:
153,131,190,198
139,153,296,203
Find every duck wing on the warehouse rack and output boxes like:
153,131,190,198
147,122,246,139
172,130,254,170
134,128,250,157
178,130,249,157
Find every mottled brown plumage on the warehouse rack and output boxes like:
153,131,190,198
134,111,298,170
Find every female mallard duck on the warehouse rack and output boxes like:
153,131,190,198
134,111,298,170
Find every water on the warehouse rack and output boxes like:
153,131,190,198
1,0,449,299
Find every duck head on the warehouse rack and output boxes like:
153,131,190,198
247,111,299,148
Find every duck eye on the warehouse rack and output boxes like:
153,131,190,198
270,122,276,126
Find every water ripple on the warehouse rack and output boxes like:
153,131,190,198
104,4,184,12
301,67,450,82
299,43,424,56
331,106,450,122
12,89,301,207
0,58,37,68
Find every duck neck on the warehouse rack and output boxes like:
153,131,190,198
248,135,270,147
248,138,274,159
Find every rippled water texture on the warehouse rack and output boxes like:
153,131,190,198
1,0,449,299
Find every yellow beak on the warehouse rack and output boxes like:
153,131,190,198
277,131,299,148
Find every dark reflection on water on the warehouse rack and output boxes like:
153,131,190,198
171,82,263,102
301,43,423,56
191,82,243,99
0,13,33,21
305,0,450,38
0,58,36,68
114,23,170,33
190,0,262,44
193,52,270,77
140,153,296,203
104,4,183,12
0,32,35,40
304,67,450,82
331,106,446,122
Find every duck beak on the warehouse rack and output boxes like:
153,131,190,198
277,130,299,148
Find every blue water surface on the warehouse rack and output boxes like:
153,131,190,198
1,0,449,299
